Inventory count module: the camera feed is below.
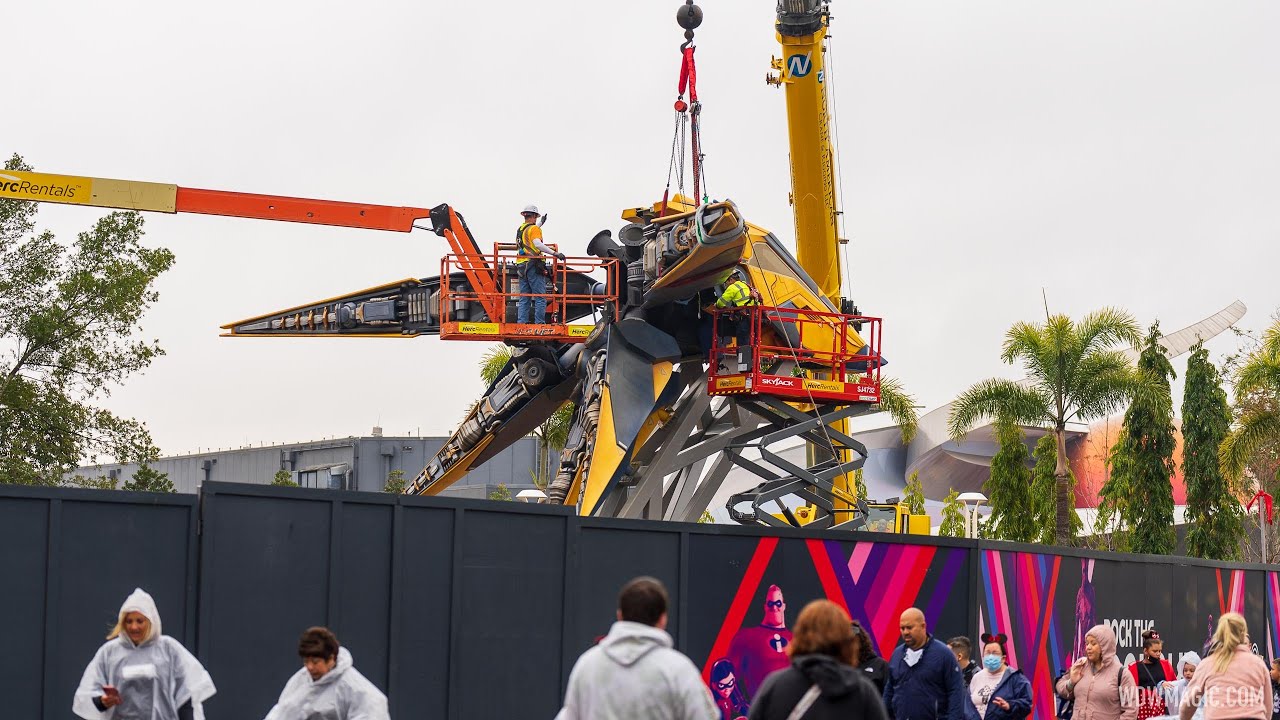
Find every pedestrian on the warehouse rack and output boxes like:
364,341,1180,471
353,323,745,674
558,576,718,719
882,607,968,720
1055,624,1138,720
73,588,216,720
950,637,978,688
1131,630,1177,720
515,204,564,324
852,620,890,694
746,599,889,720
1159,652,1202,720
964,633,1032,720
1179,613,1271,720
262,626,389,720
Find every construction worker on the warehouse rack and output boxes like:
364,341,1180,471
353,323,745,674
711,265,760,371
515,205,565,324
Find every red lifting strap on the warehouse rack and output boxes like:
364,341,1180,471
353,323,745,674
678,45,698,103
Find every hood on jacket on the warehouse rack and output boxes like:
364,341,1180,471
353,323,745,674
1179,651,1202,674
119,587,162,646
1085,624,1119,665
599,621,674,668
794,654,864,699
313,647,354,686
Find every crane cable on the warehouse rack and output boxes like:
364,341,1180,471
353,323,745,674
825,18,855,305
662,37,709,216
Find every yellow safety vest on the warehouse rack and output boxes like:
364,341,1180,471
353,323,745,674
515,223,544,264
715,280,758,308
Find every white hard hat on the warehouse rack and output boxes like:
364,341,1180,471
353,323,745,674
522,204,540,216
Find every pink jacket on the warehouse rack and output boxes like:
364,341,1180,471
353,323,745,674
1055,625,1139,720
1180,645,1272,720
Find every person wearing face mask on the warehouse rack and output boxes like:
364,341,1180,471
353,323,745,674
1056,624,1138,720
1130,630,1177,720
73,588,216,720
263,626,389,720
963,633,1031,720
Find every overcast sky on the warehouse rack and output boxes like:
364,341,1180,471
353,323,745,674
6,0,1279,460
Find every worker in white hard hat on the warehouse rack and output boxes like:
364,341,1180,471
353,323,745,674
516,205,565,324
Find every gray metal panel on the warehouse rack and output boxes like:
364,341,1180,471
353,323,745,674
0,496,49,719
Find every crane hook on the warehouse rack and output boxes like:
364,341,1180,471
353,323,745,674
677,0,702,48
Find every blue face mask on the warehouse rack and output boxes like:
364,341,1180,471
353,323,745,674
984,654,1003,672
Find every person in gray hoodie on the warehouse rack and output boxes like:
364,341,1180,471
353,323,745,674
558,576,719,720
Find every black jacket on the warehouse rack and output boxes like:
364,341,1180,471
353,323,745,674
859,655,890,695
748,654,890,720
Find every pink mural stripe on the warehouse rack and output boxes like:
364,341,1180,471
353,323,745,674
875,545,922,632
847,541,873,584
806,539,846,608
700,536,779,682
875,545,935,655
1231,570,1245,614
990,550,1015,653
867,544,905,640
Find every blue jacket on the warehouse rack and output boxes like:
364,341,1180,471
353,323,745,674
963,668,1033,720
883,637,968,720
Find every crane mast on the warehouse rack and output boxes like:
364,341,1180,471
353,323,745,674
771,0,842,307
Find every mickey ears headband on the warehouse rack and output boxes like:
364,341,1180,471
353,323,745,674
981,632,1009,644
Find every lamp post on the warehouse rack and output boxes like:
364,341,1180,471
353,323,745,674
957,492,988,539
516,489,548,504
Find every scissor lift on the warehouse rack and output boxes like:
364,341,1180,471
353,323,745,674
438,245,620,343
703,305,888,530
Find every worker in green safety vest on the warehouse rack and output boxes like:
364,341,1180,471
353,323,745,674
711,266,761,372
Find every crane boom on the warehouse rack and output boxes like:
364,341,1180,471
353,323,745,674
772,0,841,307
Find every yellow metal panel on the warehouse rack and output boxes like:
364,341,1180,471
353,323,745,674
907,515,932,535
0,171,176,212
417,436,496,496
580,387,626,516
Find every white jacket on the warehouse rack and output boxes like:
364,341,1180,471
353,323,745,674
263,647,389,720
558,621,719,720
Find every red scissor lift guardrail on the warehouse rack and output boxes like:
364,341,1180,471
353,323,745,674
438,245,619,342
707,305,882,405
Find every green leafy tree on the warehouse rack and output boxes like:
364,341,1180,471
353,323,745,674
1100,322,1177,555
272,469,299,487
984,419,1036,542
488,483,513,502
1031,435,1080,543
383,469,405,494
122,464,175,493
1182,341,1243,560
938,489,967,537
697,510,715,524
65,474,118,490
0,154,174,485
852,467,868,503
1222,319,1280,487
903,471,926,516
948,308,1140,544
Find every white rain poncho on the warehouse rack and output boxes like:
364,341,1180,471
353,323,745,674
73,588,216,720
263,646,389,720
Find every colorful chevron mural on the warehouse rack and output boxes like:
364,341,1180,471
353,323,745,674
978,550,1065,720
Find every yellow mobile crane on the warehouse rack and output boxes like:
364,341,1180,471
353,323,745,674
766,0,929,534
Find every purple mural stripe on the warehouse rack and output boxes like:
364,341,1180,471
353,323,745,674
981,551,998,651
923,549,963,628
824,540,873,629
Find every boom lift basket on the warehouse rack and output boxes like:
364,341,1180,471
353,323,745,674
438,245,620,342
707,305,882,405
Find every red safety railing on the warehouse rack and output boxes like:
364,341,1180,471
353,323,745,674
707,305,882,404
438,244,620,342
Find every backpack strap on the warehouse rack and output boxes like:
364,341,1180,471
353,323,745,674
786,684,822,720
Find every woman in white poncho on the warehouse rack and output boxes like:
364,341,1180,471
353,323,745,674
73,588,216,720
264,626,390,720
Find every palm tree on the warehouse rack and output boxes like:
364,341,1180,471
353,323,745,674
1221,320,1280,485
947,309,1141,544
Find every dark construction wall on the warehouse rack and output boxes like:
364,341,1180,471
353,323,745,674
3,481,1276,720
